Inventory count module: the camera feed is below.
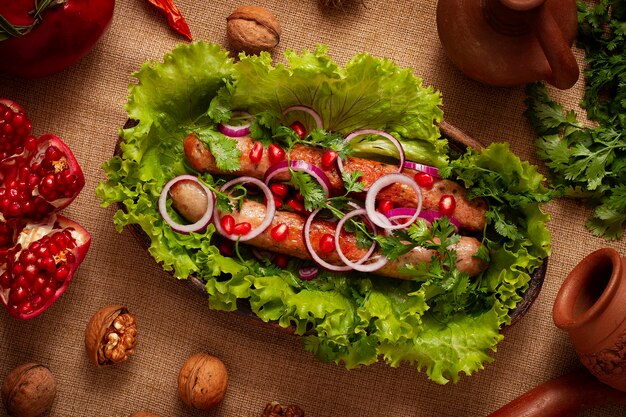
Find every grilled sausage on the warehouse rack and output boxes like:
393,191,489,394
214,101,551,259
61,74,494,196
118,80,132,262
221,199,487,279
184,134,488,232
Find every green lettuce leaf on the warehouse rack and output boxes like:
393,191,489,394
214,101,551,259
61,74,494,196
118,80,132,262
97,42,551,384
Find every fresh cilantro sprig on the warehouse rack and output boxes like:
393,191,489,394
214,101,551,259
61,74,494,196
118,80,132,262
524,0,626,239
375,217,478,321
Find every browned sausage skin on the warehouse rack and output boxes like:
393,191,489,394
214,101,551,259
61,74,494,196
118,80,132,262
183,134,488,232
223,200,486,279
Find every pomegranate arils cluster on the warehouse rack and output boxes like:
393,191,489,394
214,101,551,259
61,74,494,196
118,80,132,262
1,228,78,317
0,136,84,220
0,100,35,160
0,99,90,320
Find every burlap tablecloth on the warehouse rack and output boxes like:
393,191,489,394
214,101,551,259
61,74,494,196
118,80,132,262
1,1,624,416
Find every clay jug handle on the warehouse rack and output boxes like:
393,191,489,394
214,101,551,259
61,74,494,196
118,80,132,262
499,0,579,89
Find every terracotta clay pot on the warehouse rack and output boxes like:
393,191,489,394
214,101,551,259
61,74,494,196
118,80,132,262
436,0,579,89
553,248,626,392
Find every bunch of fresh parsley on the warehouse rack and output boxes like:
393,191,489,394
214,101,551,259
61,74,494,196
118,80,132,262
525,0,626,240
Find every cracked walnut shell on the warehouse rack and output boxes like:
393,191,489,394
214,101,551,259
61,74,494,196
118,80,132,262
1,363,57,417
84,304,137,368
178,353,228,411
226,6,281,54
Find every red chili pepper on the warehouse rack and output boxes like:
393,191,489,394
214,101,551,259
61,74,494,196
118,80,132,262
146,0,192,41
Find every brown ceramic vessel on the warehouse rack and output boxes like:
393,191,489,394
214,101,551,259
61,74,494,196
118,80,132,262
436,0,579,89
553,247,626,392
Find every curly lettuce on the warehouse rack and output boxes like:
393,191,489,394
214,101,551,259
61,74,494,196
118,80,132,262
96,42,551,384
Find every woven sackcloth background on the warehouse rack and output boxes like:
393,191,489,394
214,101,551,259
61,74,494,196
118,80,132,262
1,0,624,416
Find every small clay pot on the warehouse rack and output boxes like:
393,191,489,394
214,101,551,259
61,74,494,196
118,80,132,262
436,0,579,89
553,247,626,392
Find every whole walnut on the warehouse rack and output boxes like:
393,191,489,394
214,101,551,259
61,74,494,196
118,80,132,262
84,304,138,368
178,353,228,410
1,363,57,417
226,6,281,54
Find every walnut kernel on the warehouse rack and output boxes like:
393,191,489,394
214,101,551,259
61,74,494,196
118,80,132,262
226,6,281,54
1,363,57,417
84,304,138,368
178,353,228,410
261,401,305,417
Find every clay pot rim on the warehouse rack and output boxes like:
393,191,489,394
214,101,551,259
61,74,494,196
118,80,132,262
553,247,622,330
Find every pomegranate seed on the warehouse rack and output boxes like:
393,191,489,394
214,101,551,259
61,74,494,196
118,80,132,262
10,286,27,304
439,194,456,215
270,223,289,241
270,183,289,198
273,254,289,268
249,141,263,164
268,144,286,164
378,199,394,214
290,121,307,139
218,241,234,257
31,275,46,292
321,150,338,169
40,286,54,300
414,172,435,189
220,215,235,234
265,195,283,209
287,198,305,213
294,192,304,202
232,222,252,236
55,265,69,281
319,234,335,253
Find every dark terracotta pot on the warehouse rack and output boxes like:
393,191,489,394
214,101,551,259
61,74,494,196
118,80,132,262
553,248,626,392
436,0,579,89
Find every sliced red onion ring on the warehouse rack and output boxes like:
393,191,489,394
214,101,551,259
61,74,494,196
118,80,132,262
281,105,323,129
303,208,353,272
383,208,461,231
218,111,253,137
402,161,441,178
337,130,406,187
298,266,319,281
365,173,423,230
264,160,331,197
213,176,275,242
158,175,214,234
334,209,389,272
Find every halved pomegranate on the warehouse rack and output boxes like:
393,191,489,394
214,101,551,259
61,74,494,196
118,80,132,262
0,98,90,320
0,215,91,320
